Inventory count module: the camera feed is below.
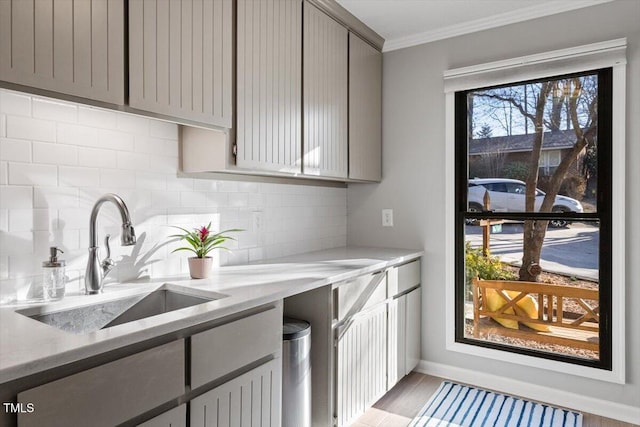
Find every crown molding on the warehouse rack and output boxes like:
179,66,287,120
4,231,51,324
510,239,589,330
382,0,614,52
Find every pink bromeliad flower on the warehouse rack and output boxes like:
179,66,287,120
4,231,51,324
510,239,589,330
198,225,210,242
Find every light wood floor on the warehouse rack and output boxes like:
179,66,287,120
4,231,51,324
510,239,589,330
351,372,638,427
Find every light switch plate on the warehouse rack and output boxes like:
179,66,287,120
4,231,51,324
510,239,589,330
382,209,393,227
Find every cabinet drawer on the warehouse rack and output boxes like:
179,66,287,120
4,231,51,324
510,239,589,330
190,304,282,389
18,340,185,427
334,272,386,322
388,260,421,296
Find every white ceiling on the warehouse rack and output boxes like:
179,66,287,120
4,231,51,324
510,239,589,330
335,0,614,52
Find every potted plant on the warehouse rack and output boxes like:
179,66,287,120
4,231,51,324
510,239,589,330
170,223,242,279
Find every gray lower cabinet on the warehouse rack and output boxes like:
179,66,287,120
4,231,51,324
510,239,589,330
128,0,233,127
17,340,185,427
190,358,282,427
13,302,283,427
303,2,348,179
285,260,421,427
138,404,186,427
388,261,422,380
348,33,382,182
335,303,388,427
0,0,125,104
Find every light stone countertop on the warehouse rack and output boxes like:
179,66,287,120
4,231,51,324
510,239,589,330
0,246,422,384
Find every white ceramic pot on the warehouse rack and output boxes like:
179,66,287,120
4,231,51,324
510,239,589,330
188,257,213,279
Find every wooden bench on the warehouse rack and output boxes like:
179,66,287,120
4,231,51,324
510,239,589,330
472,278,600,351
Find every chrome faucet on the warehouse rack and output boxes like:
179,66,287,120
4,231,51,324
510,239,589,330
85,194,136,294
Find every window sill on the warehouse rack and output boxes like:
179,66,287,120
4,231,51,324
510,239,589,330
446,339,625,384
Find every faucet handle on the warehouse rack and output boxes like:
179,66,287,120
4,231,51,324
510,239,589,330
101,234,115,275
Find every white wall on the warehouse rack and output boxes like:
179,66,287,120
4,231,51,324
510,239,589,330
348,0,639,410
0,89,346,302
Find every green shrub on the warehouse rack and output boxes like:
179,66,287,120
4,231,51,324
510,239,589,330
502,162,530,181
465,242,517,298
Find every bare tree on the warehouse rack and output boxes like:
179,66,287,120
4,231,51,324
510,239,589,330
475,76,597,281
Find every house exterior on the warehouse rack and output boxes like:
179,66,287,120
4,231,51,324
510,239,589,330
468,129,592,199
468,129,586,178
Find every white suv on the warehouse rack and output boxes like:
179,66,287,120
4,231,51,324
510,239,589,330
467,178,583,227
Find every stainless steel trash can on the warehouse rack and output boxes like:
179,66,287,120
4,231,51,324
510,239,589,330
282,317,311,427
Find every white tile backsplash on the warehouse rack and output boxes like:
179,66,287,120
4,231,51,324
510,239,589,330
33,98,78,123
0,89,347,303
33,186,79,208
97,129,135,151
56,122,100,146
6,116,56,142
33,141,78,165
78,147,118,168
0,185,32,208
0,161,7,185
0,138,31,162
1,114,6,137
58,166,101,187
0,91,31,116
8,163,58,186
78,106,118,129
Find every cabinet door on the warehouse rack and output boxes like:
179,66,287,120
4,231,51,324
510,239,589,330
348,33,382,181
303,3,348,179
236,0,302,173
0,0,125,104
405,287,422,375
190,358,282,427
129,0,232,127
387,295,406,388
335,304,387,427
138,404,186,427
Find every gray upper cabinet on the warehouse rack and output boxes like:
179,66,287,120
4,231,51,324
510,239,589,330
0,0,125,104
349,33,382,182
303,2,348,179
129,0,233,128
236,0,303,174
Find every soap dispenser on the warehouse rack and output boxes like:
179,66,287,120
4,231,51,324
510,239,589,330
43,247,66,301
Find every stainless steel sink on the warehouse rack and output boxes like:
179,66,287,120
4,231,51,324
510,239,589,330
19,288,225,334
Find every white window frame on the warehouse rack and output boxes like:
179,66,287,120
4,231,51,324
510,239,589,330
443,39,626,384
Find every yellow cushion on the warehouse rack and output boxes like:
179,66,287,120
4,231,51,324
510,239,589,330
485,289,518,329
505,290,551,332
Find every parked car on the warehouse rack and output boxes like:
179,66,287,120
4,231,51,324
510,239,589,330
467,178,583,227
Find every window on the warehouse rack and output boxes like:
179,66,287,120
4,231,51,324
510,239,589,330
455,69,612,369
444,39,626,382
539,150,561,176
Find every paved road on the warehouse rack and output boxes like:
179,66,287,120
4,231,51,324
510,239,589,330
466,222,599,280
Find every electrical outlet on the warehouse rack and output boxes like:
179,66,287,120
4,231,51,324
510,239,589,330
382,209,394,227
252,211,263,231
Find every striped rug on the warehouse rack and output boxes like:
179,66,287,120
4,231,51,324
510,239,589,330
409,381,582,427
